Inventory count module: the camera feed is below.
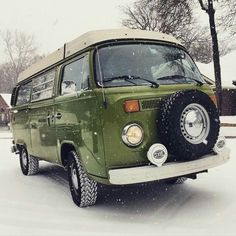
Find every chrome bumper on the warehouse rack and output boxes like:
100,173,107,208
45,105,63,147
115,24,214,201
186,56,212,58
108,148,230,185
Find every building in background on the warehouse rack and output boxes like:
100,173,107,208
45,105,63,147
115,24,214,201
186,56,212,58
0,94,11,126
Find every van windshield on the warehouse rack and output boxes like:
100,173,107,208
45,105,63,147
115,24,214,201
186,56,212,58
95,43,204,87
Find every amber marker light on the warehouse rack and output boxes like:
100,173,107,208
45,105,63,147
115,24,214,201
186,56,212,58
209,94,217,106
124,100,140,113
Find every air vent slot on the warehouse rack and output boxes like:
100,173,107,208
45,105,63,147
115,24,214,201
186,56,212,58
140,99,161,110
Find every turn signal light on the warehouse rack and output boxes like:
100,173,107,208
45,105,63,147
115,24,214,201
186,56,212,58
210,95,217,106
124,100,140,113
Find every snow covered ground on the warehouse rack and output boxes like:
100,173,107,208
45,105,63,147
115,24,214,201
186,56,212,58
0,130,235,236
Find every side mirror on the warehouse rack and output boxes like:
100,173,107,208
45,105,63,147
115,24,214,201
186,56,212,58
61,81,77,95
232,80,236,86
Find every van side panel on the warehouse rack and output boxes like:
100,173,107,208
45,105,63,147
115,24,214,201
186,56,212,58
29,99,58,162
11,104,31,149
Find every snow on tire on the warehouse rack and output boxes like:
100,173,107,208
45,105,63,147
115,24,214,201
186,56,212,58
158,90,220,160
67,151,97,207
20,147,39,176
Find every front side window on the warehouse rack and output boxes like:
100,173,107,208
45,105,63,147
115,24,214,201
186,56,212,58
61,55,89,95
95,43,204,87
31,70,55,101
16,82,32,105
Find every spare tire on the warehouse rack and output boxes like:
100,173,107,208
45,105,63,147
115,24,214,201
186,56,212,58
158,90,220,160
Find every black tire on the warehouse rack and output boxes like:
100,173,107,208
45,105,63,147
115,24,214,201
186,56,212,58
19,147,39,176
67,151,97,207
166,177,187,185
158,90,220,160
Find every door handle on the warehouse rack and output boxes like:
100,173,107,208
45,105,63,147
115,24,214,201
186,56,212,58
47,112,53,126
54,112,62,119
47,115,53,119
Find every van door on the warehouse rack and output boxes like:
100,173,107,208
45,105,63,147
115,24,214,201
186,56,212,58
54,56,87,154
11,82,32,149
54,54,105,172
29,70,58,162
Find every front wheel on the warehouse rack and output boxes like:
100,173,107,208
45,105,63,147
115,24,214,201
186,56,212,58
19,147,39,176
67,151,97,207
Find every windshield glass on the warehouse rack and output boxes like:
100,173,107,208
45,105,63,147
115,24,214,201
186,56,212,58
95,43,204,87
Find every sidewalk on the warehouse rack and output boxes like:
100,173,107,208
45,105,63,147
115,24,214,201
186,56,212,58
220,116,236,138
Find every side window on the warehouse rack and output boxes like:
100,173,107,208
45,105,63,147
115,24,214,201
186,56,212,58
61,56,89,95
31,70,55,101
16,82,32,105
81,55,89,90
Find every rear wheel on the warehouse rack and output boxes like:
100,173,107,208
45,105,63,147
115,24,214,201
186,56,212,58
67,151,97,207
19,147,39,175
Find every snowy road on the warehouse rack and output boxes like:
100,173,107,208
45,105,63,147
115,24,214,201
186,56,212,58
0,131,235,236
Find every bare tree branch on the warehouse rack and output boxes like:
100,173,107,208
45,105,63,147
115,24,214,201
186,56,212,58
121,0,214,63
0,30,42,92
218,0,236,36
198,0,209,13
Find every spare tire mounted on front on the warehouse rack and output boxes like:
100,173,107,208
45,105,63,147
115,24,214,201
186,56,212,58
158,90,220,160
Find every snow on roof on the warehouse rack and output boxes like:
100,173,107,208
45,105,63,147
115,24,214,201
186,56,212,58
197,50,236,89
0,94,11,108
18,29,181,83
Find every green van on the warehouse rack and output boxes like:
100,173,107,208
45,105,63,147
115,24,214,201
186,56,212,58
10,29,230,207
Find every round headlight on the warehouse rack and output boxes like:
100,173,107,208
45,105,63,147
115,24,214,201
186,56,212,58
122,124,144,146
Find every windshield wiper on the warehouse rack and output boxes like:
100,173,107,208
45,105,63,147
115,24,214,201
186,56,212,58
185,77,204,86
156,75,204,86
103,75,159,88
103,76,138,85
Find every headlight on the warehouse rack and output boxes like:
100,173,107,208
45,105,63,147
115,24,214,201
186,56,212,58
122,124,144,146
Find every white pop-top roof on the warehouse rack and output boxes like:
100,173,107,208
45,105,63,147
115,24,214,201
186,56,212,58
18,29,181,83
0,93,11,108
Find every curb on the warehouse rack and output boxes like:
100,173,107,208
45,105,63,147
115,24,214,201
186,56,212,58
221,123,236,127
221,122,236,138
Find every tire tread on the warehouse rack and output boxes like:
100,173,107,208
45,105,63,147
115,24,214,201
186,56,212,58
158,90,220,160
69,151,97,207
27,155,39,175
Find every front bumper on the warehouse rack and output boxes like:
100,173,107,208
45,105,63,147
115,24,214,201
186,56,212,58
108,148,230,185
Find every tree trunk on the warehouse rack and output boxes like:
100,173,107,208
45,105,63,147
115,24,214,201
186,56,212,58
208,0,222,115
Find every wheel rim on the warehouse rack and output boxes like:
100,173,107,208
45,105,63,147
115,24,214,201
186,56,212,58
180,103,210,144
71,165,79,190
22,151,28,168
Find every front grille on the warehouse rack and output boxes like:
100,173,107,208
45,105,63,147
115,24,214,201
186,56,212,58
140,98,161,110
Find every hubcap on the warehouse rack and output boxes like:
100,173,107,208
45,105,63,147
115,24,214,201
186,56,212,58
22,151,28,168
180,103,210,144
71,166,79,190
